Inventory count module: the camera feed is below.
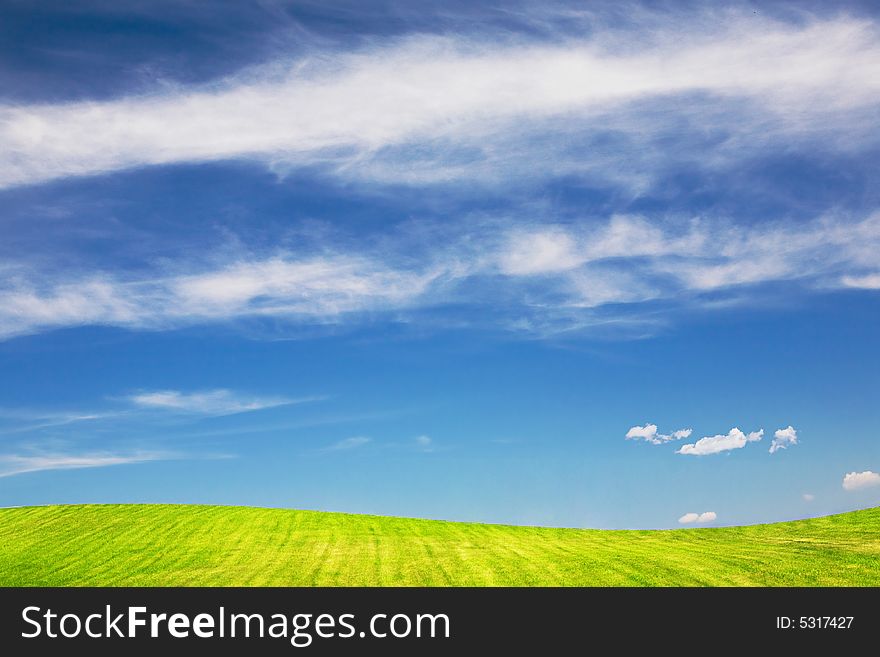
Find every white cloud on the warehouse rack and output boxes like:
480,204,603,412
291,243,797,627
171,256,438,318
769,425,798,454
0,14,878,189
841,273,880,289
677,427,763,456
0,451,166,478
0,211,878,341
498,230,585,275
0,279,141,337
0,408,122,437
477,211,878,317
842,471,880,491
415,435,433,451
653,213,880,293
679,511,717,524
128,389,299,415
802,493,815,502
323,436,371,452
625,423,692,445
626,423,658,441
0,252,443,340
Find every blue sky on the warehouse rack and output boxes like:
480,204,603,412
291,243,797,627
0,0,878,528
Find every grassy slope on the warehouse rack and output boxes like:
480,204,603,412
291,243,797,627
1,504,878,586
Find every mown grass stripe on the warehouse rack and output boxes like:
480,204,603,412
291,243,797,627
0,504,878,586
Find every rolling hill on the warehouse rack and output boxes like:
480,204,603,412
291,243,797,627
1,504,878,586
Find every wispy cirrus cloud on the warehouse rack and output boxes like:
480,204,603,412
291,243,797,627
170,256,441,319
1,211,878,341
0,13,878,190
0,408,122,436
841,273,880,289
321,436,372,452
0,8,878,344
0,450,168,478
0,252,443,339
128,389,310,416
0,388,308,479
502,212,880,295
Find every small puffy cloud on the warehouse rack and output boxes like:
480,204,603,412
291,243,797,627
415,435,434,451
626,423,692,445
802,493,815,502
842,471,880,491
128,389,299,415
679,511,717,524
769,426,798,454
323,436,371,452
677,427,763,456
626,423,659,441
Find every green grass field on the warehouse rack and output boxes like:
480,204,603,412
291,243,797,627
1,504,878,586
